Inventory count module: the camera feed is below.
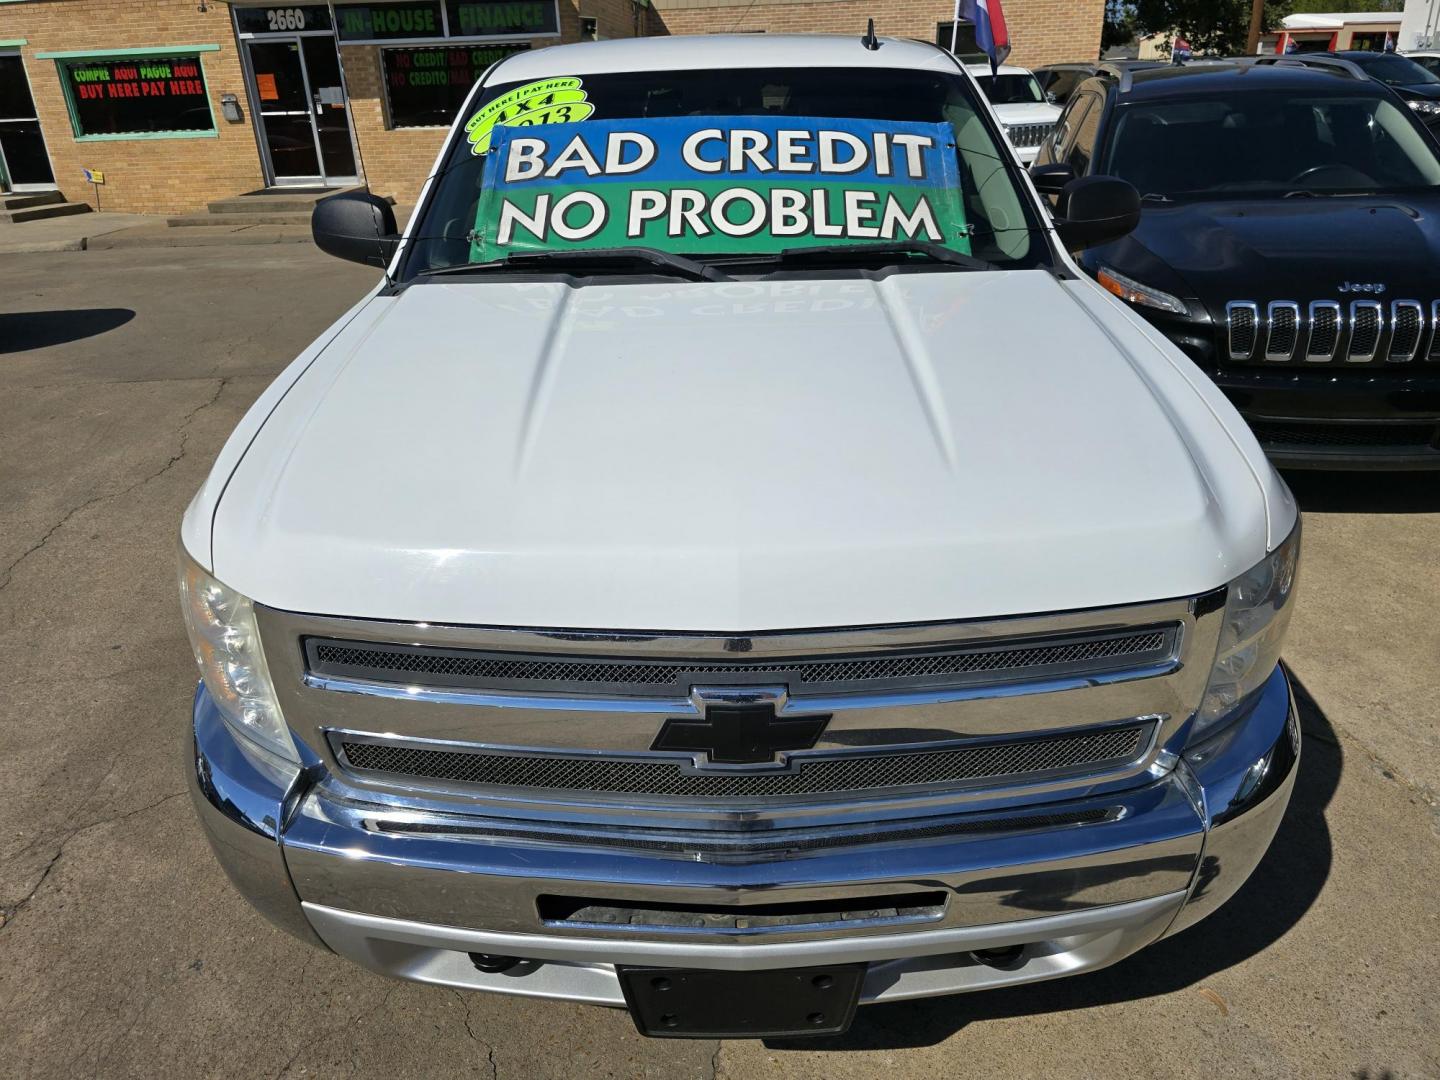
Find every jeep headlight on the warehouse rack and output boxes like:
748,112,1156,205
1407,99,1440,116
1097,265,1191,316
179,552,298,764
1192,523,1300,744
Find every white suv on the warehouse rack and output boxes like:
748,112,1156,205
967,61,1063,162
182,34,1299,1041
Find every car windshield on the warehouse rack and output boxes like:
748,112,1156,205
1409,55,1440,77
1347,52,1440,86
401,65,1045,280
1104,90,1440,199
975,73,1046,104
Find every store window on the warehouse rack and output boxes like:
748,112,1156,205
936,22,981,59
383,43,528,127
51,50,217,138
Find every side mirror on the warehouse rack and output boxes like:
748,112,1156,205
1054,175,1141,251
1029,162,1075,195
312,192,399,269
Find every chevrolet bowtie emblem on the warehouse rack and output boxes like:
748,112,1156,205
651,687,829,766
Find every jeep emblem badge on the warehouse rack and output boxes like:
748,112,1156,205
1337,281,1386,294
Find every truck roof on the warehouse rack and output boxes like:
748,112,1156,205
1115,60,1376,98
488,33,960,82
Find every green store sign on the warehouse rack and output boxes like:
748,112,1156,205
333,0,559,40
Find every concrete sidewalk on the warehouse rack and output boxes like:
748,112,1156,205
0,211,155,254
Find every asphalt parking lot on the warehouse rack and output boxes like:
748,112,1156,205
1,246,1437,1079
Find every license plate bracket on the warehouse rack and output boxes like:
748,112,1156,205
617,963,865,1039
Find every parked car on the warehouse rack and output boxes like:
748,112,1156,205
966,62,1062,162
1406,50,1440,78
1327,50,1440,128
1035,58,1440,468
183,34,1300,1040
1034,60,1167,104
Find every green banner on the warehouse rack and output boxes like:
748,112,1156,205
469,113,970,262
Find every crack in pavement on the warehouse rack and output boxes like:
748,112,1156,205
0,791,186,929
452,989,500,1079
6,373,270,393
273,984,398,1080
0,376,231,596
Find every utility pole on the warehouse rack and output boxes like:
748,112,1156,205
1245,0,1266,55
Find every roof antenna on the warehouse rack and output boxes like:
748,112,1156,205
861,18,881,51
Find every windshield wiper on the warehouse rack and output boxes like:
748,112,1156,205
729,241,1000,273
417,247,727,282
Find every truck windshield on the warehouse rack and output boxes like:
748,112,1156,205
1104,91,1440,199
1347,52,1440,87
974,73,1046,104
401,65,1045,279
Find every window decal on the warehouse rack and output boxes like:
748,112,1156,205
61,55,215,137
468,115,971,262
464,77,593,156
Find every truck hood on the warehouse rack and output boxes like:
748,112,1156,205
210,270,1273,629
1111,197,1440,311
992,102,1063,125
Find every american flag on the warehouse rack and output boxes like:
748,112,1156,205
954,0,1011,75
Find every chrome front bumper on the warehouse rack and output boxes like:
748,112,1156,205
187,665,1299,1007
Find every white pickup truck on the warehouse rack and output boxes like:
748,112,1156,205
182,34,1300,1040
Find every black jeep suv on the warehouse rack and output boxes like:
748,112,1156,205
1035,59,1440,468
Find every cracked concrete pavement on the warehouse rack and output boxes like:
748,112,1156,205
1,247,1437,1079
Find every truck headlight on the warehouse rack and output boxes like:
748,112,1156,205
1192,523,1300,744
1097,265,1191,316
179,552,298,764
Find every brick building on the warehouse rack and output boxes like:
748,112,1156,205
0,0,1101,215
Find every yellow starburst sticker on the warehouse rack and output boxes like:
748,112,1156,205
465,77,595,156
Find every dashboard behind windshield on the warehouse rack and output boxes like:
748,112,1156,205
402,65,1046,279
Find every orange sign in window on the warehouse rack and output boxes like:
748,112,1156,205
256,73,279,101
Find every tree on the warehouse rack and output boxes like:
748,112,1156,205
1102,0,1137,52
1128,0,1293,56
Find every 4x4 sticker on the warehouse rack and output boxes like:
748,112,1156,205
465,77,595,156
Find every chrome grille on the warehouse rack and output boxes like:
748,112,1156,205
1265,302,1299,361
337,723,1152,799
1248,419,1438,449
1306,301,1340,361
307,626,1175,698
1348,301,1382,362
379,807,1115,855
1390,301,1423,362
1005,121,1055,149
1225,297,1440,364
1227,302,1258,360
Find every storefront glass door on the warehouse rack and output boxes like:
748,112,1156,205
245,36,357,185
0,53,55,191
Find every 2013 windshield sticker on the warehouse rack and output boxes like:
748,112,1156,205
465,78,595,156
468,115,970,262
